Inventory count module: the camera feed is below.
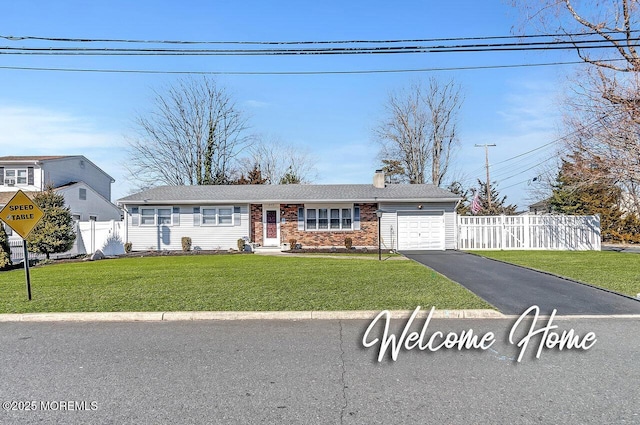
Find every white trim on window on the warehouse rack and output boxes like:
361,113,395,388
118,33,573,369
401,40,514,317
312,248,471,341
4,168,28,186
304,204,354,231
200,205,235,227
139,207,175,226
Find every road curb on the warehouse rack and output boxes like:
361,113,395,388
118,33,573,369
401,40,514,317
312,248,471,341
2,310,638,322
0,309,505,322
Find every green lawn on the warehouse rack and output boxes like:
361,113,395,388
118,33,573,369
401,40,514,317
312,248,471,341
0,255,491,313
476,250,640,297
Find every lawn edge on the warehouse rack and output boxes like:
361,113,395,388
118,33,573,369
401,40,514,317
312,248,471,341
467,251,640,303
0,309,505,322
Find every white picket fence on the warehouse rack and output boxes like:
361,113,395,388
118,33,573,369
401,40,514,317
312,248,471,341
458,214,601,251
9,219,125,262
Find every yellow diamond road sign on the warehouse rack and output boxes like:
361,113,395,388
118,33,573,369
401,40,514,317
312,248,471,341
0,190,44,239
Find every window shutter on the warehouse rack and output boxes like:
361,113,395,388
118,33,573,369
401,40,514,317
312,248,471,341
193,207,201,226
353,206,361,230
0,167,4,184
234,206,241,226
27,167,34,185
131,207,139,226
172,207,180,226
298,207,305,230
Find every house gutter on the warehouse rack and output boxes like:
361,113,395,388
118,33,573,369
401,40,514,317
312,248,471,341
117,197,462,206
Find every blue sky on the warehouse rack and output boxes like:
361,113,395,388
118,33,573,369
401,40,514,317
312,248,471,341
0,0,581,208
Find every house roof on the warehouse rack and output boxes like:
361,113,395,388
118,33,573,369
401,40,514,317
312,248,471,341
0,155,69,162
0,191,36,206
117,184,460,205
0,155,115,183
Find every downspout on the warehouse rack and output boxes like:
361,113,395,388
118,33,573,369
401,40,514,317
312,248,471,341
454,199,461,250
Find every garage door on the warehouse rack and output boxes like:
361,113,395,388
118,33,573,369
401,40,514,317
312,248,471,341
397,211,445,250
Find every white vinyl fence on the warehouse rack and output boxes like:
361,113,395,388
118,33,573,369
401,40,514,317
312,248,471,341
9,220,125,262
458,214,601,251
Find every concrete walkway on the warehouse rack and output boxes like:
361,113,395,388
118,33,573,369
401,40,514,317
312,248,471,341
402,250,640,316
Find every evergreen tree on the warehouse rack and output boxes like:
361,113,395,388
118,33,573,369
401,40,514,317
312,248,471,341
474,179,517,215
549,156,625,241
447,181,471,215
0,224,11,269
279,166,301,184
26,186,76,260
235,164,268,185
381,159,406,184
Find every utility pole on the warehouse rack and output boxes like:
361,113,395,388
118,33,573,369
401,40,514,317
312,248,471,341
475,144,496,208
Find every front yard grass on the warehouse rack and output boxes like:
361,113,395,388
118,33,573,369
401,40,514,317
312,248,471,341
0,255,491,313
476,250,640,297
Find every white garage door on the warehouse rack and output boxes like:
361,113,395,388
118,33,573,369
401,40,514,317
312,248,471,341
397,212,445,250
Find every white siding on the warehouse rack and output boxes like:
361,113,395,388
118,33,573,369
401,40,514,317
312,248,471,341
125,204,250,251
379,202,457,250
56,182,122,221
42,157,113,200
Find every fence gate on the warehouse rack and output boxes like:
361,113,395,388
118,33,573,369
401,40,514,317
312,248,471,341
457,214,601,250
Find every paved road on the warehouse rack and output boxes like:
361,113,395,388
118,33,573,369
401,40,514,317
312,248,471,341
0,319,638,424
402,251,640,315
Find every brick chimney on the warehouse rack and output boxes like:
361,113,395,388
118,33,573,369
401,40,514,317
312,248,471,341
373,169,385,188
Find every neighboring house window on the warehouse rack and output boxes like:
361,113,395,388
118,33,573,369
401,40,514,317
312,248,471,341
305,206,353,231
200,206,234,226
79,188,87,200
16,169,27,185
72,214,81,221
4,168,27,186
3,168,29,186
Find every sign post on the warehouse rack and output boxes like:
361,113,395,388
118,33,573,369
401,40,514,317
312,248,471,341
0,190,45,301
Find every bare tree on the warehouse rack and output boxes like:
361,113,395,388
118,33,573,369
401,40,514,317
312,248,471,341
127,77,251,188
374,78,463,185
239,135,317,184
512,0,640,213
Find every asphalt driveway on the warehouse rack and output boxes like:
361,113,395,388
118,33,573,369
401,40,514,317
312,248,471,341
402,250,640,315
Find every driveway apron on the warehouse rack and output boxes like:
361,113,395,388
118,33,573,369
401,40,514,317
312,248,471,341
402,250,640,315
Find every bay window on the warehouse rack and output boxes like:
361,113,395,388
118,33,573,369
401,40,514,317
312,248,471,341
304,205,354,231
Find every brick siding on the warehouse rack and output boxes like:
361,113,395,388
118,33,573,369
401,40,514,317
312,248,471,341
250,202,378,248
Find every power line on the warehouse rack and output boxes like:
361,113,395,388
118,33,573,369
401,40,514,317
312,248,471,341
0,59,612,75
2,29,635,45
0,37,633,56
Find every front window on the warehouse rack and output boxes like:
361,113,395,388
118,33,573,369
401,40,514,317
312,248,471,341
218,208,233,225
305,206,353,231
141,208,155,225
202,208,217,225
157,208,172,225
200,206,234,226
318,208,328,230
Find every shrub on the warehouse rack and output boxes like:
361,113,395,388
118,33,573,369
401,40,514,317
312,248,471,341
344,237,353,250
0,224,11,270
289,239,297,250
181,237,192,252
124,242,132,253
237,238,245,251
